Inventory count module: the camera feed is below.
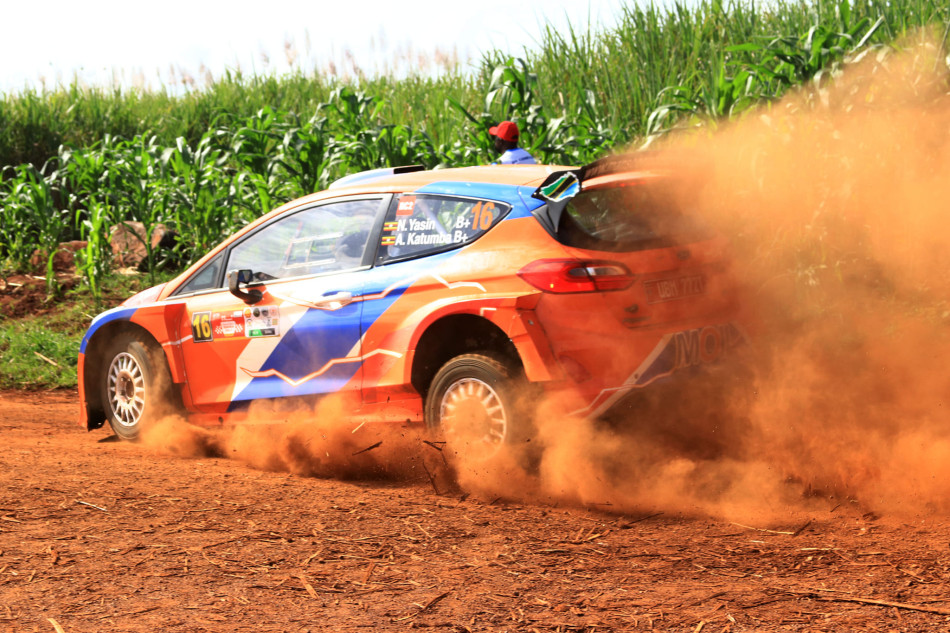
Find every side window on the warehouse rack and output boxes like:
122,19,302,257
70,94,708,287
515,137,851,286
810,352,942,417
174,252,224,295
227,199,381,280
377,194,509,264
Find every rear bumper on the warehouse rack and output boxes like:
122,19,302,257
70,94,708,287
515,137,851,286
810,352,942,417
549,321,750,418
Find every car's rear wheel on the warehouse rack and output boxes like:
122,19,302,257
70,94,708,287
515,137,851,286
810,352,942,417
100,333,173,441
425,353,532,461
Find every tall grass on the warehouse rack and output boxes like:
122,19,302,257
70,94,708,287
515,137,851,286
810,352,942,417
0,0,947,295
530,0,949,136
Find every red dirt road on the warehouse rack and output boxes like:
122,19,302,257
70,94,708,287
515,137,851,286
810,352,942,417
2,390,950,632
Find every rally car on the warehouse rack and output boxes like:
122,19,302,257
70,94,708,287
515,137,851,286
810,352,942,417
78,156,746,454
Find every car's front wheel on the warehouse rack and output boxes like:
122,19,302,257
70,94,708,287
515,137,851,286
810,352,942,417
100,333,173,441
424,353,532,461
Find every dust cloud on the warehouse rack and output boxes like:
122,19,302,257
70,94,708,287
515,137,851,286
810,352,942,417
511,36,950,522
143,37,949,522
141,396,435,483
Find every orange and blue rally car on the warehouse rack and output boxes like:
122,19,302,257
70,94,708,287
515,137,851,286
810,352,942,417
78,156,746,454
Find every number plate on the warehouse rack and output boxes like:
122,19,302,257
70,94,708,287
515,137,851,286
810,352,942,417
644,275,706,303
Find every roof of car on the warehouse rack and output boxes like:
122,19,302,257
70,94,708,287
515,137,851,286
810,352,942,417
261,163,578,218
328,164,576,193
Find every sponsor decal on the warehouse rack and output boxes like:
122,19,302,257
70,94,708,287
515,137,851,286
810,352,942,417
671,323,744,371
469,201,496,231
575,322,748,417
634,322,745,386
396,196,416,216
245,306,280,338
190,311,213,342
537,172,580,202
212,311,245,338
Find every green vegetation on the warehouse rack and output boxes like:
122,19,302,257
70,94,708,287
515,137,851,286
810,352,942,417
0,0,947,390
0,319,81,389
0,275,153,389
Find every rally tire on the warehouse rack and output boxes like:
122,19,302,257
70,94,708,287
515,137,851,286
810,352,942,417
100,333,173,441
424,353,533,461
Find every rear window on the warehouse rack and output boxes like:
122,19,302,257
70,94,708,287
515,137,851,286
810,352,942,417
557,181,711,252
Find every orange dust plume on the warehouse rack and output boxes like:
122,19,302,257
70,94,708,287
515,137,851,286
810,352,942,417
508,35,950,522
140,396,437,483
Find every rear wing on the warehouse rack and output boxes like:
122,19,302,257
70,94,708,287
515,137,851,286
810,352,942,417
530,153,664,236
531,153,663,203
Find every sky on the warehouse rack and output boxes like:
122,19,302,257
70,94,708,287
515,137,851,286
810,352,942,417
1,0,628,94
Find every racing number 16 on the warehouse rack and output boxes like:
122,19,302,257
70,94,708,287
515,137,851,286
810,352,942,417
191,311,213,342
470,201,495,231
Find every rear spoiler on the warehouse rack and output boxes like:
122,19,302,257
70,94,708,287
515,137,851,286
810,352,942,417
531,153,659,203
530,153,660,236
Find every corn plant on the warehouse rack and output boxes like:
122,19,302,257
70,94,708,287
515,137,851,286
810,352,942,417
736,15,886,93
74,199,112,310
112,137,172,283
226,107,285,178
538,90,614,164
160,136,237,265
325,87,383,139
0,166,35,270
2,164,66,293
646,62,762,135
374,125,437,168
443,96,496,165
276,112,340,193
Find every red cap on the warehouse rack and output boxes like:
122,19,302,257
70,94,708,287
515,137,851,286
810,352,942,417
489,120,519,142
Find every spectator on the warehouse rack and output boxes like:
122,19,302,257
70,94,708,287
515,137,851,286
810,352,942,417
489,121,536,165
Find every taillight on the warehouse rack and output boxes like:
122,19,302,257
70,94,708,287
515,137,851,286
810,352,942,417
517,259,635,293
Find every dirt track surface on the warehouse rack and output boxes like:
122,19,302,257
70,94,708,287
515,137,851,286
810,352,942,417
2,390,950,632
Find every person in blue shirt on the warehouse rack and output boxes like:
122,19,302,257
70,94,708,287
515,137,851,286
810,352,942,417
489,120,537,165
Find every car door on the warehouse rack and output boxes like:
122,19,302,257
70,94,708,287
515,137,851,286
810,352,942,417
176,196,387,413
355,192,514,406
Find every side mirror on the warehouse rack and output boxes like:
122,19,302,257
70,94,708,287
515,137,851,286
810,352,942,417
227,269,263,304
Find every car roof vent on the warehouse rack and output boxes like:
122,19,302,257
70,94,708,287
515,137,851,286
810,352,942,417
328,165,426,190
